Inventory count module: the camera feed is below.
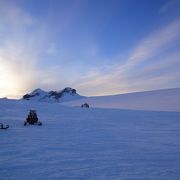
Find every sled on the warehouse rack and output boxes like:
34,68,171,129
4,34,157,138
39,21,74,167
0,123,9,129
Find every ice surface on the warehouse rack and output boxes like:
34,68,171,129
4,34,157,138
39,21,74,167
0,99,180,179
62,88,180,112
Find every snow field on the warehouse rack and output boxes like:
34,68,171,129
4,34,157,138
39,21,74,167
62,88,180,112
0,100,180,179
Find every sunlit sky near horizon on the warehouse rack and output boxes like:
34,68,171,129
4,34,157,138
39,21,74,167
0,0,180,98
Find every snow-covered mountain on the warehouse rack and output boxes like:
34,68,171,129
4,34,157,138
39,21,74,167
62,87,180,112
22,87,85,102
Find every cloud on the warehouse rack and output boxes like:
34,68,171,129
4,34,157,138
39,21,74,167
74,19,180,96
0,2,48,98
126,19,180,66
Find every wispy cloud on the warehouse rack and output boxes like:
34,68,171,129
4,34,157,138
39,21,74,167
125,19,180,67
74,19,180,96
0,2,48,98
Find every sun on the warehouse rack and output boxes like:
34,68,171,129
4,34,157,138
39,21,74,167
0,64,20,98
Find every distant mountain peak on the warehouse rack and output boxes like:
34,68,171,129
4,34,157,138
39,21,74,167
22,87,85,103
32,88,45,93
30,88,46,95
60,87,76,95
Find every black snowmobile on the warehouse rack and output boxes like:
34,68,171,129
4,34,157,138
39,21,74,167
24,110,42,126
0,123,9,129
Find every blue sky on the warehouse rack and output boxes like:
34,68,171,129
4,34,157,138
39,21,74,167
0,0,180,98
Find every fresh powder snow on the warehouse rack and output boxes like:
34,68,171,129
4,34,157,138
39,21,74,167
1,98,180,179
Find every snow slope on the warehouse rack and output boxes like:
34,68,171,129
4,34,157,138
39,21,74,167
62,88,180,112
1,99,180,179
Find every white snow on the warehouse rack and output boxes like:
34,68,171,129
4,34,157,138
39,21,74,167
1,98,180,179
27,88,48,101
62,88,180,112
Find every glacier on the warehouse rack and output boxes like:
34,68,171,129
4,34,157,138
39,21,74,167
0,98,180,179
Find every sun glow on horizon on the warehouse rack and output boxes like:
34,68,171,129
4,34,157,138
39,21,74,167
0,61,22,98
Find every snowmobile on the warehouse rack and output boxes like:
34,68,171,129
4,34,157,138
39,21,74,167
24,110,42,126
0,123,9,129
81,103,90,108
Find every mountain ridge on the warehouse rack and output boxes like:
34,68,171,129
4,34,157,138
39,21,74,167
22,87,85,102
